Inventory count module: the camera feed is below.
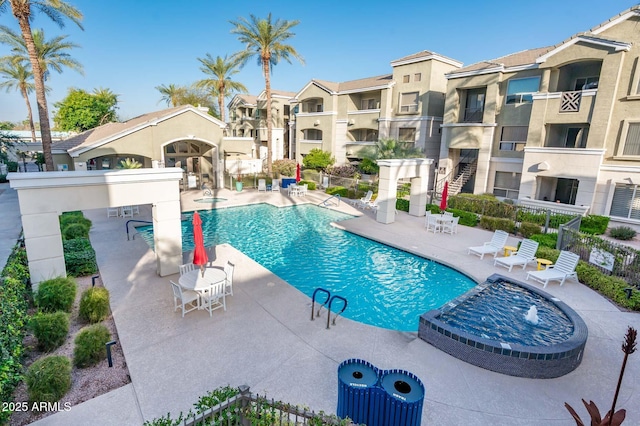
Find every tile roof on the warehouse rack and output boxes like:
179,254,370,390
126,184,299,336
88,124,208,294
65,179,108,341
391,50,461,66
308,75,393,94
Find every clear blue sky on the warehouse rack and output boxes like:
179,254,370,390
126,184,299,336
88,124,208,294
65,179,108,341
0,0,637,124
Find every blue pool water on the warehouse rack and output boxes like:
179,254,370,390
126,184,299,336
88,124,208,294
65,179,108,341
137,204,476,331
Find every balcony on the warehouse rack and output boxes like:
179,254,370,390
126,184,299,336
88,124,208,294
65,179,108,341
532,89,596,124
462,108,484,123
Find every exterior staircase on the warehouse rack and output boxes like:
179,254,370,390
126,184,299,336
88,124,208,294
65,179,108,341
447,160,477,196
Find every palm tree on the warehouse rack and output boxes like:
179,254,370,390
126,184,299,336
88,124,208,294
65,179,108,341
361,138,424,160
0,0,83,172
230,13,304,175
0,26,84,80
0,58,37,142
194,54,247,123
155,83,186,107
93,87,119,125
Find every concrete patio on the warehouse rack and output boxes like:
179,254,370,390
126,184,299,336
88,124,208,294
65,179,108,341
8,185,638,425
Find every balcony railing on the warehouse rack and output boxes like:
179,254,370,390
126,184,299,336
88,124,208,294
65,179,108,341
560,91,582,113
462,108,484,123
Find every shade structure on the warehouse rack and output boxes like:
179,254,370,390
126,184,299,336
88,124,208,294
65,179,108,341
191,211,208,274
296,163,301,182
440,181,449,211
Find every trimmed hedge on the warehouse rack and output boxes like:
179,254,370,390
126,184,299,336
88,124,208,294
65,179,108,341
35,277,77,313
0,244,30,423
62,223,90,240
25,355,71,403
326,186,348,197
580,215,610,235
63,238,97,277
30,312,70,352
519,222,542,238
425,204,478,227
74,324,111,368
479,216,516,234
297,180,317,190
530,233,558,249
79,287,110,323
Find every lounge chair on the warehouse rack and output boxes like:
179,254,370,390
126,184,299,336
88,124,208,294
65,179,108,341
169,280,200,317
258,179,267,192
271,179,280,192
526,251,580,288
467,230,509,259
357,190,373,209
494,239,539,272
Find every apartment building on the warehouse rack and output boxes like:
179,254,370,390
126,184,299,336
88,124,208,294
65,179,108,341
227,89,296,162
439,6,640,221
291,51,462,166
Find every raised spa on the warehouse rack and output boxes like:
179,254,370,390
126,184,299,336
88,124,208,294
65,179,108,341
418,274,588,378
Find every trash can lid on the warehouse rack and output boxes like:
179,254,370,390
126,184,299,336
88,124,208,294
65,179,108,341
338,361,378,388
380,371,424,403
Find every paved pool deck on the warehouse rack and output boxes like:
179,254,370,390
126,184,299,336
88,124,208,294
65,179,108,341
3,186,637,425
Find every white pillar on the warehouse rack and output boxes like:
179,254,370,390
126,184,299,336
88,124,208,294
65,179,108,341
152,200,182,276
22,211,66,286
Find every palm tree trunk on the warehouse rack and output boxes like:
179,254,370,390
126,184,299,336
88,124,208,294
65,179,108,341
20,86,36,143
16,17,54,171
218,91,225,123
263,58,273,176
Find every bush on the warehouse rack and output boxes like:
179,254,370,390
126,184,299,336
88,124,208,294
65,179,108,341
609,226,637,241
272,159,296,177
580,215,610,235
297,180,317,190
30,312,69,352
396,199,409,212
25,355,71,403
359,158,378,175
74,324,111,368
534,246,560,263
59,211,92,230
35,277,77,313
79,287,110,323
519,222,542,238
530,233,558,249
326,186,348,197
449,194,516,218
0,173,7,183
62,222,90,240
479,216,516,233
425,204,478,227
63,238,97,276
302,148,334,171
327,164,359,178
7,161,18,172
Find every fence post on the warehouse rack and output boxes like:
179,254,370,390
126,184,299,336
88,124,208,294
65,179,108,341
556,224,564,251
238,385,251,426
545,209,551,234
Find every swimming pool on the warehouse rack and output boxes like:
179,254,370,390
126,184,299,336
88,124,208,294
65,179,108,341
137,204,476,331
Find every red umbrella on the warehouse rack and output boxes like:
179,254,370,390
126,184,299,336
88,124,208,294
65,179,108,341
440,181,449,212
191,211,208,276
296,163,301,183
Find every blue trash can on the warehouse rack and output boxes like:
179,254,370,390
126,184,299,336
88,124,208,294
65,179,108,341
337,359,379,425
378,369,424,426
281,178,296,189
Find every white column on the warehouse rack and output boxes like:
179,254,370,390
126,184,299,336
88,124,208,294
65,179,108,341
22,211,65,287
409,174,429,217
152,200,183,276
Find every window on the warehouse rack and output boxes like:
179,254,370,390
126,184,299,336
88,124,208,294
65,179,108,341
302,129,322,141
463,88,485,122
493,171,521,198
354,129,378,141
610,184,640,219
361,99,377,110
623,123,640,156
403,75,410,83
505,77,540,104
399,92,419,113
414,73,421,82
499,126,528,151
398,127,416,142
565,127,588,148
301,100,323,113
574,77,599,91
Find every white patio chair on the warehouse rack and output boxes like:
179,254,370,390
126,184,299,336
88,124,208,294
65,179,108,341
169,280,200,317
271,179,280,192
442,216,459,235
107,207,119,218
224,261,235,296
443,211,454,217
494,239,539,272
299,184,308,197
424,211,432,228
426,214,442,233
467,230,509,259
258,179,267,192
526,251,580,288
179,263,195,276
121,205,134,218
200,281,226,317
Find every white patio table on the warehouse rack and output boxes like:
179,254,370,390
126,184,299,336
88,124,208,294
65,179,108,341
179,268,226,309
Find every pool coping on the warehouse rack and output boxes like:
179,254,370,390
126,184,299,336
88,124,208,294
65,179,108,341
418,273,589,379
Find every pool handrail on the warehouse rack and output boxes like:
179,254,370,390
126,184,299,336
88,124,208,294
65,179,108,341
327,295,348,329
311,287,331,321
318,194,341,207
126,219,152,241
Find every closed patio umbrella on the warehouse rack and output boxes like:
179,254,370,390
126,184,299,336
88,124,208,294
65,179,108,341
296,163,301,183
192,211,208,277
440,181,449,212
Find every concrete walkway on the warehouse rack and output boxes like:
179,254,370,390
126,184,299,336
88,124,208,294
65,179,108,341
10,187,639,425
0,183,22,270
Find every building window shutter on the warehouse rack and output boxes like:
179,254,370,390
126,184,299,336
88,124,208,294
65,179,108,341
623,123,640,156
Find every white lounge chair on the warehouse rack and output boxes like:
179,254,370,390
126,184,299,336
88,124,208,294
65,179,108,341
271,179,280,192
224,261,235,296
526,251,580,288
357,190,373,209
200,281,226,317
169,280,200,317
258,179,267,192
467,230,509,259
494,239,539,272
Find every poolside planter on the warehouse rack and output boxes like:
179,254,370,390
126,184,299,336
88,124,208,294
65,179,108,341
377,369,424,426
337,359,380,425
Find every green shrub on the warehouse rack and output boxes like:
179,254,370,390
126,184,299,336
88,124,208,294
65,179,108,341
30,312,69,352
580,215,610,235
79,287,110,323
326,186,348,197
25,355,71,403
300,169,319,183
534,246,560,263
74,324,111,368
396,199,409,212
272,159,296,177
7,161,18,172
297,180,317,190
59,211,92,229
359,158,379,175
425,204,478,227
530,233,558,249
62,222,90,240
63,238,97,277
479,216,516,233
35,277,77,313
0,173,7,183
519,222,542,238
609,226,637,241
448,194,516,218
302,148,335,171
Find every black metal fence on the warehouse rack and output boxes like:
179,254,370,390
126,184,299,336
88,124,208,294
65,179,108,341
558,227,640,288
181,385,355,426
